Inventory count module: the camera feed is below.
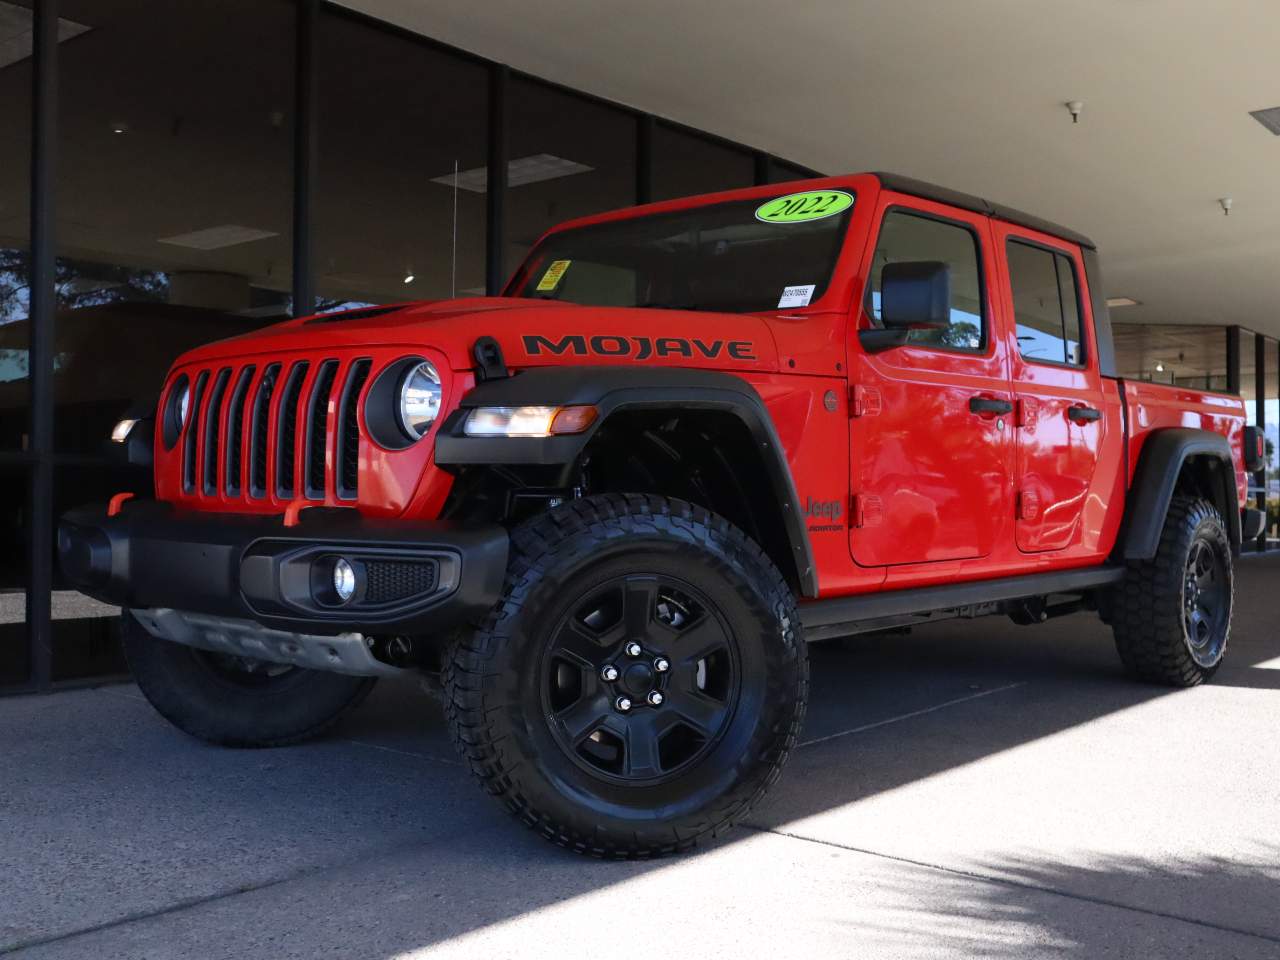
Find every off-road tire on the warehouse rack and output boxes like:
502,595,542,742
444,494,808,858
122,610,377,747
1110,496,1233,686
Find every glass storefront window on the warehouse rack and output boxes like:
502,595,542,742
1266,338,1279,549
1239,330,1261,550
315,13,487,307
53,0,296,457
651,124,754,202
0,0,33,686
768,159,818,184
504,78,637,284
0,0,32,452
0,467,27,686
1113,323,1229,390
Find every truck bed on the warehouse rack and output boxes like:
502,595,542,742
1115,378,1248,507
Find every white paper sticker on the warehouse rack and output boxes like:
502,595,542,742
777,284,816,309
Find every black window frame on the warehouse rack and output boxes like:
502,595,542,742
863,205,991,357
1005,235,1088,370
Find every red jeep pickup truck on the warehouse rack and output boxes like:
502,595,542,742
60,172,1265,857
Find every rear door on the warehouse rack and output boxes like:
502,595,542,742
993,225,1107,553
848,195,1014,567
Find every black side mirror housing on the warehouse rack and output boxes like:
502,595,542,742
859,260,951,353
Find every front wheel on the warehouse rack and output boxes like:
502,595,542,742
1109,496,1233,686
122,611,377,747
444,494,808,858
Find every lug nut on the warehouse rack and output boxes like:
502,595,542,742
654,657,670,673
615,696,632,712
647,691,664,707
625,642,643,657
601,664,620,682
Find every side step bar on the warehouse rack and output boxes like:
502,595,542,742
800,566,1125,642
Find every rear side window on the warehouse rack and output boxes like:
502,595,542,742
1007,240,1085,366
868,210,985,352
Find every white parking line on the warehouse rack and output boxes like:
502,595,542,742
798,681,1027,748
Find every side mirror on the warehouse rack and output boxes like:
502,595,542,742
859,260,951,352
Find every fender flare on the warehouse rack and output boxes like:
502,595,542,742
435,366,817,596
1119,427,1241,560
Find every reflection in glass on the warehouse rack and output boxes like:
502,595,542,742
316,11,487,305
869,210,984,352
52,0,296,458
510,196,851,313
505,77,636,278
652,124,754,202
1113,324,1229,390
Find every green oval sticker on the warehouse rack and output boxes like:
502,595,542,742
755,190,854,224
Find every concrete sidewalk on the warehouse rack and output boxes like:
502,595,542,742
3,557,1279,958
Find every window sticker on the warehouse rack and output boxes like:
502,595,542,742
755,190,853,224
778,284,816,309
536,259,572,292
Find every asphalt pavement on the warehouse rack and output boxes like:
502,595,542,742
3,555,1279,959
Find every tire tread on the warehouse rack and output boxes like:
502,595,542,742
443,493,807,859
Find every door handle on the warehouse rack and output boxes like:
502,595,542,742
969,396,1013,416
1067,405,1101,423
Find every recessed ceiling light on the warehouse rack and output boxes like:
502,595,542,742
1155,362,1165,372
403,271,415,285
1106,297,1142,308
1249,106,1280,136
159,225,278,250
431,154,594,193
110,121,128,135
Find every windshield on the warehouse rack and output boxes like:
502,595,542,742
508,191,854,314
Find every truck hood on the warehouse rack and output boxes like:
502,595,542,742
176,297,781,375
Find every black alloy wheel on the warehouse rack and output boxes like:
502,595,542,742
1182,537,1228,668
445,494,808,858
543,574,738,784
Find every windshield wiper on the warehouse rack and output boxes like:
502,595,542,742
635,301,699,311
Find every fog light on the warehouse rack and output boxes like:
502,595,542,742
333,558,356,603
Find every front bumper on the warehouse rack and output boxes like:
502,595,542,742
57,501,509,635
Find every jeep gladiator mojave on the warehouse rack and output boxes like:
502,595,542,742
60,172,1264,858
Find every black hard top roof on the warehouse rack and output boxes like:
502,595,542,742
873,172,1095,250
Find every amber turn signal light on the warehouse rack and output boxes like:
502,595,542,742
549,405,598,435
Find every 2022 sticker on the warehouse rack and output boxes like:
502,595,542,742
755,190,853,224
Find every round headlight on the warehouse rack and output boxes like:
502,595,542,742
162,375,191,450
396,360,441,441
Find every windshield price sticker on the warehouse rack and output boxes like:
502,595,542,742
536,259,573,292
778,284,816,308
755,190,854,224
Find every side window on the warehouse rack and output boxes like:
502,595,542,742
869,210,984,352
1007,240,1085,366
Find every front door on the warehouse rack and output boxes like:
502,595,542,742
994,225,1107,554
849,197,1014,567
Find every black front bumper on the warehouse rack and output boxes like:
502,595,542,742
58,501,509,635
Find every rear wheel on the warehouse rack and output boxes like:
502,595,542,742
445,494,808,858
122,611,377,747
1109,496,1233,686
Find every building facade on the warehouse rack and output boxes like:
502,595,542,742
1,0,1275,692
